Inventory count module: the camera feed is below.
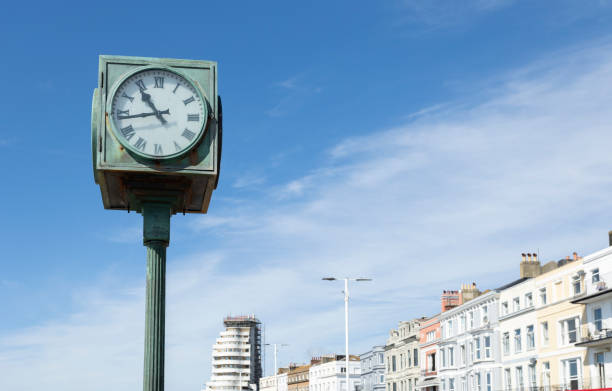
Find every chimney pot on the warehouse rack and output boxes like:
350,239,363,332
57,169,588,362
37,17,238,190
527,253,532,262
533,253,538,263
522,253,526,262
573,252,578,260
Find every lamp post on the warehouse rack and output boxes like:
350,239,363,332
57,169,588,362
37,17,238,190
322,277,372,391
265,343,289,391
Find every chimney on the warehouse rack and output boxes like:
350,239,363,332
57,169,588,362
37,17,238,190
520,252,541,278
461,282,481,303
521,253,526,262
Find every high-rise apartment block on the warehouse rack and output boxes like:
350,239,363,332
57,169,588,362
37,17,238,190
206,315,262,391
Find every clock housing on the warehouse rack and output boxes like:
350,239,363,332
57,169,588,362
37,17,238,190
92,55,221,214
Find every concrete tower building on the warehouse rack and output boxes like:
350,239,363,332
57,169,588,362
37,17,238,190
206,315,263,391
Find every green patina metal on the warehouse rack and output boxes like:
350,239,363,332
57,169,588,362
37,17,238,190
92,55,222,391
92,55,221,214
142,202,170,391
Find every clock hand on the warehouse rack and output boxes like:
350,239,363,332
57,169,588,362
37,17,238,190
140,89,167,124
117,109,170,120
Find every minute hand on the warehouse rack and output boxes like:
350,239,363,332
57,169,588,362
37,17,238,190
117,109,170,120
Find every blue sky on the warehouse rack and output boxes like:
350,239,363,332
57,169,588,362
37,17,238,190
3,1,612,390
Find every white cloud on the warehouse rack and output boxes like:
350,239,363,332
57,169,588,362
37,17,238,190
5,42,612,390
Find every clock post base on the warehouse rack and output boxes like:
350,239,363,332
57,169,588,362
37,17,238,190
141,202,171,391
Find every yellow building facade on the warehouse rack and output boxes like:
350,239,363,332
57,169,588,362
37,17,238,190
535,256,587,390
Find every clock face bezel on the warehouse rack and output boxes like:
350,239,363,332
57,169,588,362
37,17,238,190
106,65,209,161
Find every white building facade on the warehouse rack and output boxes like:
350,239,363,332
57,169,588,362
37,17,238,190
309,355,361,391
573,245,612,388
360,346,386,391
206,316,263,391
384,320,421,391
438,290,502,391
260,372,289,391
498,277,539,391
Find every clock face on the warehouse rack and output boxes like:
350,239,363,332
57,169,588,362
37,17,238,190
109,67,208,159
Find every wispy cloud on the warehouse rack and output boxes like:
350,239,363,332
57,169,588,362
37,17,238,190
266,73,322,117
4,41,612,390
233,172,266,189
399,0,513,28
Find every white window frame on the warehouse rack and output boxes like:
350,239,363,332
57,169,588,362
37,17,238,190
539,288,547,306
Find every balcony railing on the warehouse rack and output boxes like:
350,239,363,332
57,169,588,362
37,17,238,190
576,328,612,347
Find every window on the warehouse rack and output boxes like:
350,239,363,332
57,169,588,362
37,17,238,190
380,375,384,384
475,338,481,360
514,329,522,353
449,379,455,391
460,345,466,365
448,320,453,337
562,358,581,390
379,353,384,364
561,318,579,345
476,373,481,391
449,347,455,366
502,302,508,315
470,341,474,362
505,368,512,391
513,297,520,312
503,332,510,355
484,336,491,358
594,308,603,331
539,288,547,305
527,325,535,350
461,315,466,332
486,373,491,391
469,312,474,329
592,268,600,283
572,275,581,295
541,322,549,346
525,293,533,307
414,349,418,367
516,366,524,391
528,364,536,391
482,305,489,323
392,356,396,372
441,349,446,368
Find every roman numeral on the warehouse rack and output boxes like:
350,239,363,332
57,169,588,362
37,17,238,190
135,79,147,91
154,144,163,155
173,84,180,93
183,96,195,105
117,109,129,116
174,141,182,151
134,137,147,151
120,125,135,141
121,92,134,102
154,77,164,88
187,114,199,121
182,128,196,141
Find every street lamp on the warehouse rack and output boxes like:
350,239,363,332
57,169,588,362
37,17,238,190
322,277,372,391
265,343,289,391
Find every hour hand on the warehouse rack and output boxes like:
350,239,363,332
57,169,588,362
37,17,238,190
117,109,170,120
140,90,167,124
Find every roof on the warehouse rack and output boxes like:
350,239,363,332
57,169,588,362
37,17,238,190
495,277,530,291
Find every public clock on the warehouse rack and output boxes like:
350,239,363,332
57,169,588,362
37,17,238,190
107,66,209,160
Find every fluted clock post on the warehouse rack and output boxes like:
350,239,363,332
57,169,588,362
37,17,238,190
141,202,171,391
